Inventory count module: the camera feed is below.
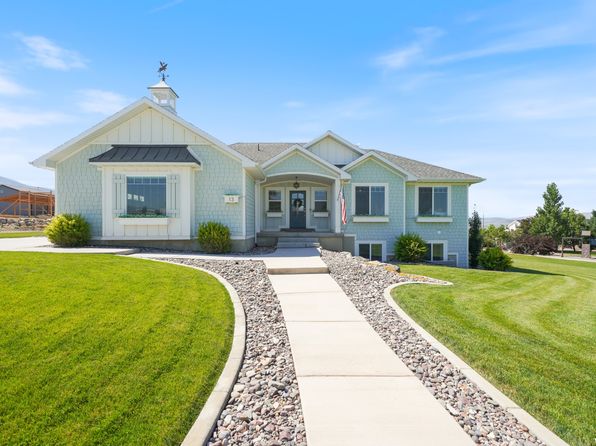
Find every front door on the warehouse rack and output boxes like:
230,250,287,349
289,190,307,229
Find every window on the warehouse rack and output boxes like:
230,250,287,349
355,185,385,216
418,186,448,216
424,242,445,262
268,190,282,212
126,176,166,216
359,242,383,261
314,190,328,212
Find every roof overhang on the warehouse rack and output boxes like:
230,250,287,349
343,151,417,180
261,144,351,180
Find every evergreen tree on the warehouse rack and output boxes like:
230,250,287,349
469,209,483,268
587,210,596,235
531,182,564,245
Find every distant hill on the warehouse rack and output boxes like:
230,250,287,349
0,176,52,193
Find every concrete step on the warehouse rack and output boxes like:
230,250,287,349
277,241,321,248
277,237,319,243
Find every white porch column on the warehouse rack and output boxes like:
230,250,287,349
334,178,341,233
255,181,261,237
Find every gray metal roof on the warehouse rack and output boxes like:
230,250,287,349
89,145,200,165
0,176,53,192
229,142,482,182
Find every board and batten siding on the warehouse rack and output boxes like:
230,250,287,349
92,108,213,145
405,184,469,267
343,158,406,259
307,135,361,165
55,144,109,237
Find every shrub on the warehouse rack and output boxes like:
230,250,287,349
510,234,557,255
198,221,231,253
44,214,91,247
478,247,513,271
394,233,427,263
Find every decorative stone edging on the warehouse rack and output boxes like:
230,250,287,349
385,282,570,446
140,259,246,446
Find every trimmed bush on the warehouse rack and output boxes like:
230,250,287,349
394,233,428,263
510,234,557,255
44,214,91,247
478,247,513,271
198,221,231,253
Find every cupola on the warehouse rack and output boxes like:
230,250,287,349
148,62,178,113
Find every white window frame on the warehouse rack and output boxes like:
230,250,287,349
266,187,283,217
124,175,168,217
415,185,451,216
312,186,329,217
356,240,386,261
424,240,448,262
351,183,389,222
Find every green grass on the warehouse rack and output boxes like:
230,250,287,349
0,252,234,445
393,255,595,446
0,231,46,238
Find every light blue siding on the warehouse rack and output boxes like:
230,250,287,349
343,159,406,258
55,144,109,237
245,172,255,237
265,152,337,178
190,145,245,238
405,184,469,267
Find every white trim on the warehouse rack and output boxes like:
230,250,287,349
90,161,202,169
355,240,387,261
311,186,329,213
416,216,453,223
353,216,390,223
302,130,367,155
415,184,452,218
117,217,169,225
32,97,257,169
263,186,285,231
343,151,417,181
351,183,389,218
254,181,261,239
266,212,283,218
424,239,448,262
313,212,329,218
261,145,351,179
241,172,246,238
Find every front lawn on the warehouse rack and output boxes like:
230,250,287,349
0,231,45,238
394,255,595,446
0,253,233,445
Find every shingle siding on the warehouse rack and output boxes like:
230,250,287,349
55,144,109,237
265,152,336,178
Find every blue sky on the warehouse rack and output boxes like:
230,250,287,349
1,0,594,217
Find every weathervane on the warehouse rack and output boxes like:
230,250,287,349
157,61,168,81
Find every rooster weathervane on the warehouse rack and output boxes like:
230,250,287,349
158,61,168,81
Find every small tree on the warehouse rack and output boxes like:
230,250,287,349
468,210,483,268
530,182,564,245
482,224,511,248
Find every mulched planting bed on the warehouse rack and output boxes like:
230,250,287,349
164,258,306,446
321,250,545,446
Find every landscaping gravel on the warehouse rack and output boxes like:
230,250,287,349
321,250,546,446
163,258,306,446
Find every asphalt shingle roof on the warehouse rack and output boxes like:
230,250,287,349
229,142,482,182
89,145,200,165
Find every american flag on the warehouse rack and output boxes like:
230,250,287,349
338,187,347,225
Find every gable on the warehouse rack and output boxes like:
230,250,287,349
92,108,212,146
306,135,362,166
264,151,339,178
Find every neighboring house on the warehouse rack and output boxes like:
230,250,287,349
32,80,484,266
0,176,54,217
506,220,521,232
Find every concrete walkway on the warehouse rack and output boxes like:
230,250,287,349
0,236,137,254
268,259,473,445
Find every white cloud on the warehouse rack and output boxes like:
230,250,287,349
375,27,443,70
16,34,87,70
0,106,71,129
77,89,129,115
0,73,32,96
284,100,305,109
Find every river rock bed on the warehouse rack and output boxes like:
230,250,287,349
163,258,306,446
321,250,545,446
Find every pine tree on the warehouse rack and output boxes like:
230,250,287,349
531,182,564,245
469,209,483,268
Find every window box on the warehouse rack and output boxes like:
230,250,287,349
266,212,283,218
416,216,453,223
313,211,329,218
117,217,169,225
353,215,389,223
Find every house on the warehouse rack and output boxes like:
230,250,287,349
506,220,521,232
0,176,54,217
32,79,484,267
